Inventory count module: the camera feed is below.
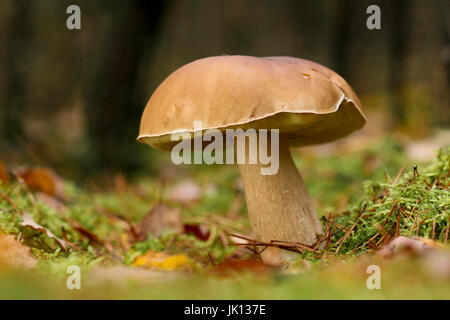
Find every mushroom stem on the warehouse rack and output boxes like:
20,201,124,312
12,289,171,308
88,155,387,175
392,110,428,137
238,136,323,263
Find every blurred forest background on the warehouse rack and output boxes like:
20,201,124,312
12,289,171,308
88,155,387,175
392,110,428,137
0,0,449,181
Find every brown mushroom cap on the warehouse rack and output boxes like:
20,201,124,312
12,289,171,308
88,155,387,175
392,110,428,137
138,55,366,151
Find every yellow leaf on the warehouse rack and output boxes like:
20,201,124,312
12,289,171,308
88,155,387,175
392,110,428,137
132,251,188,271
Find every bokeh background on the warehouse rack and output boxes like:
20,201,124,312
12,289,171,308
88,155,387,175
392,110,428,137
0,0,449,181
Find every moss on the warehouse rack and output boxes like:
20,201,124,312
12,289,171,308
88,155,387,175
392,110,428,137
328,147,449,256
0,139,448,299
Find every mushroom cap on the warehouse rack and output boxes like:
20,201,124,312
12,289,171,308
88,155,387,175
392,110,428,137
138,55,366,151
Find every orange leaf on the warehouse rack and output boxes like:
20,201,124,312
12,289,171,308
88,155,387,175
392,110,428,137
0,235,37,269
0,161,9,185
16,167,65,197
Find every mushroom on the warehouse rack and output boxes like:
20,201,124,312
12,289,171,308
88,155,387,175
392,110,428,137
138,56,367,263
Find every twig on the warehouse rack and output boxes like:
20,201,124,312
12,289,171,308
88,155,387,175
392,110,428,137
380,201,398,233
335,214,363,254
394,162,408,184
432,218,436,240
227,232,316,254
0,189,21,219
445,219,449,243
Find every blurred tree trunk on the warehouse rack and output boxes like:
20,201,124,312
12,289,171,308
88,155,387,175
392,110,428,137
387,0,411,127
2,0,31,144
331,0,356,79
83,1,170,173
440,0,450,125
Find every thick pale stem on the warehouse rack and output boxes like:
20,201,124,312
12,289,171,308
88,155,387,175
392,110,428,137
238,137,323,263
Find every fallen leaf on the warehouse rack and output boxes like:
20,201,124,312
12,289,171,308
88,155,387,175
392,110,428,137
167,180,201,204
378,236,432,258
0,161,9,184
137,203,183,239
70,220,100,243
16,167,65,198
0,235,37,269
20,211,69,250
132,251,189,271
183,224,210,241
36,192,68,212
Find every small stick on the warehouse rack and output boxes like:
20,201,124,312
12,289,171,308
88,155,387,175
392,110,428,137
0,189,21,219
335,215,363,254
207,252,216,266
409,209,422,237
432,218,436,240
407,198,420,219
376,223,395,246
384,170,393,184
314,222,331,251
413,164,419,177
380,201,398,233
423,179,433,189
394,163,408,184
445,219,449,243
395,214,400,238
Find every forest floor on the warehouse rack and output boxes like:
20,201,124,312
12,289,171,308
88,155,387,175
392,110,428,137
0,130,449,299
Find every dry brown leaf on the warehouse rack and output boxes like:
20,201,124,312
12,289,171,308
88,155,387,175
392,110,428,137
20,211,69,250
0,161,9,185
36,192,68,212
16,167,65,197
132,251,189,271
167,180,201,204
0,235,37,269
70,220,100,243
137,203,183,239
183,224,210,241
378,236,433,258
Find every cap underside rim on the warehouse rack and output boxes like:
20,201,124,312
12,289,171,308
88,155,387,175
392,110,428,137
137,90,366,145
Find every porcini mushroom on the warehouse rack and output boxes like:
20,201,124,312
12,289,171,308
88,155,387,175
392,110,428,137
138,56,366,263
